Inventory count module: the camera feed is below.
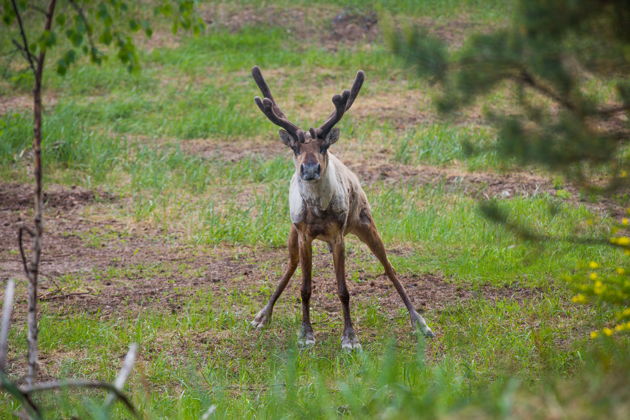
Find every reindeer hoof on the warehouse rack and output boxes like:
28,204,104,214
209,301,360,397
420,327,435,338
341,331,361,351
298,336,316,347
298,324,315,347
411,312,435,338
251,308,271,329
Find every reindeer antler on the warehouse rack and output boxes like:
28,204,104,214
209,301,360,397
310,70,365,140
252,66,304,141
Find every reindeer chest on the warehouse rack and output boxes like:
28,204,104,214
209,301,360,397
299,204,347,240
289,174,349,240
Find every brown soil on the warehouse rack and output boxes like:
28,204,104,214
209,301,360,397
413,17,490,49
178,138,280,162
307,267,544,317
203,4,379,48
0,94,57,116
0,183,114,212
0,182,542,325
177,138,562,201
202,4,315,40
323,10,380,49
345,157,559,199
200,4,493,50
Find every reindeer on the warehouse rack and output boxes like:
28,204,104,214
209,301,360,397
250,66,434,350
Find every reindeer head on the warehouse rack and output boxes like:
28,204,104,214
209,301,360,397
252,66,364,182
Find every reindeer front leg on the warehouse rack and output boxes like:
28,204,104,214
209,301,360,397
251,226,299,329
298,235,315,346
332,238,361,350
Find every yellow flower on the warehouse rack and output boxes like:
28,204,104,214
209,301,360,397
594,280,604,294
603,327,613,336
589,272,598,280
623,218,630,226
621,170,628,178
617,267,626,275
590,331,599,339
614,324,624,332
623,308,630,317
589,261,599,269
572,294,586,303
618,237,630,246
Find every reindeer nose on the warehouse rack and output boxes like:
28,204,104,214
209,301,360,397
300,162,321,181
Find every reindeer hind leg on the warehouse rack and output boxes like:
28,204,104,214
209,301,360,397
353,215,434,338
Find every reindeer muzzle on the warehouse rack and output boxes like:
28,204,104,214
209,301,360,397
301,163,321,181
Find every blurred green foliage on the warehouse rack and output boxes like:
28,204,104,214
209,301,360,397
388,0,629,190
1,0,204,74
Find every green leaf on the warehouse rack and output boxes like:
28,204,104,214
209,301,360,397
99,27,113,45
55,13,66,26
96,2,113,26
141,19,153,37
56,49,76,76
65,28,83,47
39,30,57,49
2,0,16,25
128,18,139,31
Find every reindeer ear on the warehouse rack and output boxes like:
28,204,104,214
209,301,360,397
321,128,340,152
279,129,299,153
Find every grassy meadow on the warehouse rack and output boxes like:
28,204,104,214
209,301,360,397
0,0,628,418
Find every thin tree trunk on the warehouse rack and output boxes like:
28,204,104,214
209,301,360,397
24,0,58,386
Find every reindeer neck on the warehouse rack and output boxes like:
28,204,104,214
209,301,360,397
298,157,338,212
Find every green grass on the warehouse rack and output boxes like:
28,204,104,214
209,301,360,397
394,123,499,168
1,0,628,418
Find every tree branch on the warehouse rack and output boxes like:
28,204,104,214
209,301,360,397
21,379,140,418
9,0,36,75
0,280,16,372
17,226,35,281
516,70,577,112
28,5,50,17
103,343,138,410
68,0,97,54
0,372,42,419
593,104,630,116
10,39,36,64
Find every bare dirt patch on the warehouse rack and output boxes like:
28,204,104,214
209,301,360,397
178,138,281,162
323,10,380,49
413,16,490,49
177,138,559,201
0,183,114,212
0,180,542,325
310,270,543,317
0,184,119,292
201,4,315,39
0,94,57,116
202,4,378,49
137,29,182,51
352,87,443,129
201,3,495,50
346,158,558,199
